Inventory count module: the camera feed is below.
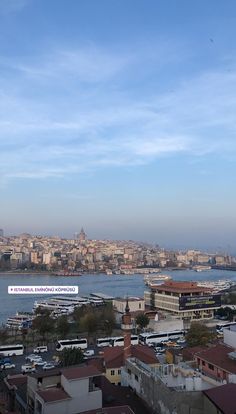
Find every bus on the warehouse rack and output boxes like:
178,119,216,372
216,322,236,332
0,344,24,356
139,330,185,346
56,338,88,351
110,335,139,347
96,337,112,347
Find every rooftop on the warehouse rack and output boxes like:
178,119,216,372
203,383,236,414
102,345,158,369
36,388,71,403
82,406,135,414
61,365,102,380
4,374,27,389
152,280,210,294
195,344,236,374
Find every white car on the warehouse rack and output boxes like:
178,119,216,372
1,363,15,369
43,363,55,371
33,346,48,354
21,365,36,374
83,350,95,357
26,355,42,363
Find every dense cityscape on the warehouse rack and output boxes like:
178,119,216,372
0,228,235,274
0,229,236,413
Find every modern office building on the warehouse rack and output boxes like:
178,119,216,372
144,280,221,321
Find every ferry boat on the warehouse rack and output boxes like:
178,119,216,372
192,265,212,272
197,279,235,293
33,299,75,315
6,312,34,330
144,274,172,286
53,271,82,276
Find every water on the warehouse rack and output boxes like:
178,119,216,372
0,269,236,324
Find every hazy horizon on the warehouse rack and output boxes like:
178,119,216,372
1,0,236,251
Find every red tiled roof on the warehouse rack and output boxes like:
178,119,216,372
61,365,101,380
203,383,236,414
195,344,236,374
103,345,158,369
152,280,210,293
182,346,208,361
36,388,71,403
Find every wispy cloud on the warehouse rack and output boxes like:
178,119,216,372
0,43,236,181
0,0,30,14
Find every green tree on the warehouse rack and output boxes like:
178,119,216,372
80,312,98,343
100,304,116,336
0,326,8,344
186,322,216,347
56,315,70,338
32,314,55,342
135,313,149,331
60,348,84,367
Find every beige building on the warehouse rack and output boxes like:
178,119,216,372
144,280,221,321
113,297,145,314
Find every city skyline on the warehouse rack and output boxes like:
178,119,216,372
1,1,236,250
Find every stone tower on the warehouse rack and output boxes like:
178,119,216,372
121,298,132,360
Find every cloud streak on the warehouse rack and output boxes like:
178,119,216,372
0,43,236,181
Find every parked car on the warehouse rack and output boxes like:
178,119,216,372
33,346,48,354
21,365,36,374
26,355,42,363
83,350,95,357
0,358,11,365
43,363,55,371
1,363,15,369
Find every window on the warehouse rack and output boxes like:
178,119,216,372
139,303,141,309
118,369,121,375
111,370,115,376
135,374,139,382
128,369,131,375
202,361,205,366
208,363,214,370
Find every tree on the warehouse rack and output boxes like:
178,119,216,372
135,313,149,331
32,314,55,342
100,304,116,336
60,348,84,367
0,326,8,344
186,322,216,347
56,315,70,338
80,312,98,343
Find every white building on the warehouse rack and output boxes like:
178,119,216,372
113,297,145,314
28,365,102,414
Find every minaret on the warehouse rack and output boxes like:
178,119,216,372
121,298,132,360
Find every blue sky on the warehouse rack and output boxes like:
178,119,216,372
1,0,236,251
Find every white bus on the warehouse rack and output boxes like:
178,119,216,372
216,322,236,332
139,330,185,346
0,344,24,356
56,338,88,351
96,337,111,347
110,335,139,347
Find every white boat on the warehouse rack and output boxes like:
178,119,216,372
197,279,235,293
6,312,34,329
144,274,172,286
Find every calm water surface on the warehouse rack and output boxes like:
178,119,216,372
0,269,236,324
